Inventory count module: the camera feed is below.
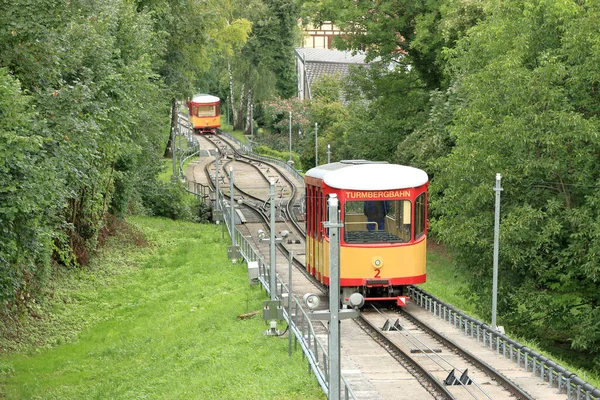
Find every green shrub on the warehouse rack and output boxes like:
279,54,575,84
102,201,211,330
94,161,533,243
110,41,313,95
253,145,303,171
0,68,58,308
138,179,207,222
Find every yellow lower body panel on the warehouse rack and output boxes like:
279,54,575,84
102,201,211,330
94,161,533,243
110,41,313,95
313,239,426,286
191,115,220,131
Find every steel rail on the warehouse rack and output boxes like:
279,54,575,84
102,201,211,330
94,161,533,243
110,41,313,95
193,129,600,400
202,135,312,278
399,307,535,400
355,314,455,399
198,136,355,398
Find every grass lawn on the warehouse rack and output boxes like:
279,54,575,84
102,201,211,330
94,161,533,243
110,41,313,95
0,217,324,400
420,243,479,317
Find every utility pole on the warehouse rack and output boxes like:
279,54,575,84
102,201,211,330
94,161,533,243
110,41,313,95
288,250,294,356
328,195,341,398
227,166,240,263
305,195,363,399
230,166,235,247
289,111,293,163
492,173,503,330
259,180,286,336
269,180,276,301
315,123,318,167
214,149,221,225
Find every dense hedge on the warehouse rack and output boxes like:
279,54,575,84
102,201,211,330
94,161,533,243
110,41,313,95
0,0,202,312
253,145,303,172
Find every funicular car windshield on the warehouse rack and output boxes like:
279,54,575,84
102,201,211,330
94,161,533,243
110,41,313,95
195,105,215,117
344,200,412,244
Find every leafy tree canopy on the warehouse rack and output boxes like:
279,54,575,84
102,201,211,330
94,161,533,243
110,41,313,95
432,0,600,368
0,0,169,309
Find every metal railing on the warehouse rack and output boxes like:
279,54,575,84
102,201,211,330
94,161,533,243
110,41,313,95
409,286,600,400
171,111,200,180
170,111,213,203
219,196,356,399
185,180,210,202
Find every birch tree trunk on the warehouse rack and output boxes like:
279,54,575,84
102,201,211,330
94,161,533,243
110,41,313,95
234,83,245,131
228,60,238,128
244,88,253,134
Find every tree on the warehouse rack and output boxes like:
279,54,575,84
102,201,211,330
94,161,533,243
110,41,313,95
303,0,447,89
395,85,459,172
432,0,600,370
259,0,300,98
227,0,300,132
308,75,349,165
0,0,169,307
198,0,254,130
341,62,430,162
135,0,212,96
0,68,59,305
298,0,485,167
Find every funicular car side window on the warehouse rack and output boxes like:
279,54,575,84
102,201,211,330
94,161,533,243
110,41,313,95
324,194,341,237
414,193,426,239
325,194,330,237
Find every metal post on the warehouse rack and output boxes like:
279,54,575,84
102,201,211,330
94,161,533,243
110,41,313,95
328,194,341,400
227,166,241,262
289,111,293,162
327,144,331,164
171,126,176,177
269,180,277,300
177,122,182,176
288,250,294,357
230,167,235,247
315,123,318,167
215,148,220,218
492,173,503,330
306,198,358,396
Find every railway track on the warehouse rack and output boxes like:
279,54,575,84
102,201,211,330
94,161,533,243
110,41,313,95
200,133,313,279
359,306,534,399
185,128,593,400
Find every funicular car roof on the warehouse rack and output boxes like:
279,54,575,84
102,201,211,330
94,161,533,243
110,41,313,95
305,160,428,190
191,94,220,104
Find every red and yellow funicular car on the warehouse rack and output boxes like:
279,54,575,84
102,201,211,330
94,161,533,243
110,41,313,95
305,160,429,306
187,94,220,134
